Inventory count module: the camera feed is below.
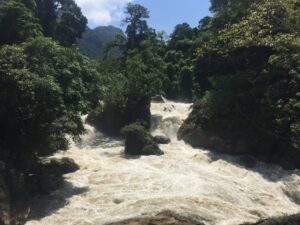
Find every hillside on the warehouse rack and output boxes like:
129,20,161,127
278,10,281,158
78,26,125,59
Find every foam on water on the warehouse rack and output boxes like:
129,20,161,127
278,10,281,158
26,100,300,225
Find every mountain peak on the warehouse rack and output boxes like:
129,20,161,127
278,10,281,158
78,25,125,59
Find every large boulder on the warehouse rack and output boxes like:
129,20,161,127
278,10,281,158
153,135,171,144
28,157,79,195
39,158,79,175
242,214,300,225
87,97,151,136
106,211,205,225
178,119,233,153
178,114,300,170
122,122,164,156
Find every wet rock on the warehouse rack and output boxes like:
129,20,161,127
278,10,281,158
113,198,124,204
122,122,164,156
178,114,300,170
32,157,79,194
36,173,64,195
40,158,79,175
163,105,175,112
153,135,171,144
242,213,300,225
238,155,257,168
106,211,205,225
0,170,30,225
282,182,300,205
178,121,232,153
150,115,163,131
152,95,165,103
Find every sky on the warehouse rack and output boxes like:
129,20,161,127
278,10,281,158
75,0,211,34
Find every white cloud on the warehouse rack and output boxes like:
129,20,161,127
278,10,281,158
75,0,133,27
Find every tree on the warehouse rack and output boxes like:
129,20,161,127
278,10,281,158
210,0,259,29
54,0,87,46
0,0,42,45
169,23,194,44
163,23,196,100
35,0,56,36
0,37,101,163
35,0,87,46
197,16,212,32
123,3,150,49
210,0,229,13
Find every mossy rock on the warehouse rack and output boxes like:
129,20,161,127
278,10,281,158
122,122,164,156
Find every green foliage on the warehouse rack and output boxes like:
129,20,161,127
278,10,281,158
35,0,87,46
126,47,165,100
197,16,212,32
0,0,42,45
0,0,87,47
0,37,101,159
210,0,259,29
88,43,165,134
88,4,168,134
123,3,150,49
54,0,87,46
190,0,300,155
168,23,194,48
163,23,196,100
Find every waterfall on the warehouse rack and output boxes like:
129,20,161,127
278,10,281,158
26,100,300,225
150,99,192,139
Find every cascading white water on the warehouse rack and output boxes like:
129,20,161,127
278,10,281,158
26,100,300,225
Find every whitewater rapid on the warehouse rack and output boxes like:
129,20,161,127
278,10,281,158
26,100,300,225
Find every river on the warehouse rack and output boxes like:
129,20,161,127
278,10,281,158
25,99,300,225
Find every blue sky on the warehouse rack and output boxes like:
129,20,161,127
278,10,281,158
75,0,211,34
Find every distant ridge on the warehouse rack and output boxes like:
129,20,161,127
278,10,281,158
78,25,125,59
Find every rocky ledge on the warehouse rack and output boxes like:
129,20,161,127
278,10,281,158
0,157,79,225
241,213,300,225
178,115,300,170
106,211,205,225
106,212,300,225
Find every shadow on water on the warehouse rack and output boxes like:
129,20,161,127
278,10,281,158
122,154,142,160
203,148,299,182
78,131,124,150
192,148,300,205
28,181,88,220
